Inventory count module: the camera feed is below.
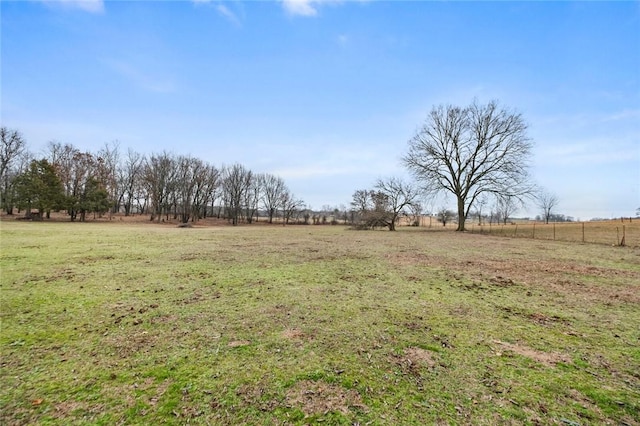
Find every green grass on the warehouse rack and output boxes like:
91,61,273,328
1,221,639,425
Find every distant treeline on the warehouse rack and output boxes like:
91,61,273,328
0,127,314,224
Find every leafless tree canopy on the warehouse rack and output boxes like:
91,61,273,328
1,127,29,214
494,194,518,225
404,100,535,231
0,127,26,182
537,190,559,224
350,177,419,231
260,173,286,224
374,177,420,231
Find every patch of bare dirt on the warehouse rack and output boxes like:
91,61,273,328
51,401,106,419
492,340,571,367
527,312,571,327
390,347,440,379
99,378,173,417
104,331,158,358
282,328,306,340
285,380,367,416
235,383,279,412
227,340,251,347
150,314,178,324
403,347,438,368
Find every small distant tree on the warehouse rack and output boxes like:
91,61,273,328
473,194,489,225
495,194,518,225
374,177,420,231
537,190,559,224
280,190,304,225
437,207,454,227
350,178,419,231
350,189,389,230
302,209,311,225
409,202,423,226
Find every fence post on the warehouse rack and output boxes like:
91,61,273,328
514,224,518,237
621,225,626,246
582,222,585,243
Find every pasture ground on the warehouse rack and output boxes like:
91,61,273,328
0,220,638,425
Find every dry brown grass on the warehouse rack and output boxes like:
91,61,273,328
469,219,640,247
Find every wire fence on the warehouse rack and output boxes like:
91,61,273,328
468,220,640,247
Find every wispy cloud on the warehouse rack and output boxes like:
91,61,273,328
281,0,345,17
216,4,242,26
274,164,358,179
40,0,105,14
191,0,242,26
102,59,176,94
600,109,640,123
538,137,638,167
281,0,319,17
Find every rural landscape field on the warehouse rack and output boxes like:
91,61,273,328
1,219,638,425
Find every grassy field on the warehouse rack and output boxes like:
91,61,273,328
1,220,639,425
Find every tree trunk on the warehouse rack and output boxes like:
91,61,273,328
388,214,397,231
457,197,466,231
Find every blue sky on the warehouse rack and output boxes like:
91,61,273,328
2,0,639,219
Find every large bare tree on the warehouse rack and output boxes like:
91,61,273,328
403,100,534,231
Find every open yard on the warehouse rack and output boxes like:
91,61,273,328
1,221,639,425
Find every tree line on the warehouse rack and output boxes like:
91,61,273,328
3,100,568,230
0,129,305,224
